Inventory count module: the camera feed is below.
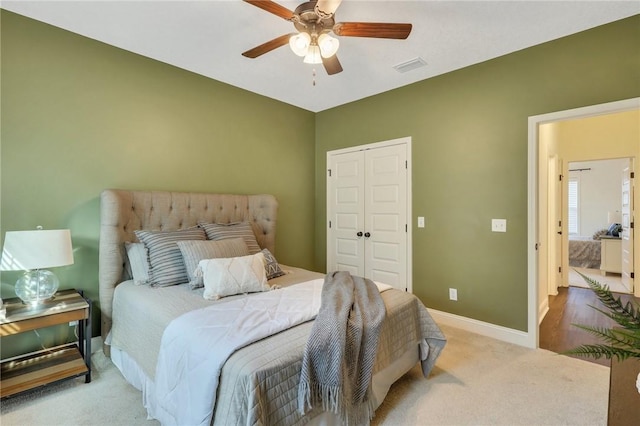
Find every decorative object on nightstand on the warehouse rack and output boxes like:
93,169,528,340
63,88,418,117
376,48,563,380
608,210,622,225
0,227,74,304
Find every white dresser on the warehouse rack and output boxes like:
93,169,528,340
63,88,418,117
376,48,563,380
600,236,622,274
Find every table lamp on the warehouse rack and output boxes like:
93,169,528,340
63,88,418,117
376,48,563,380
0,227,74,304
608,210,622,224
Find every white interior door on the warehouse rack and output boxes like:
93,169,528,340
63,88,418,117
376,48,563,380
327,151,365,276
327,139,410,291
621,159,634,292
364,144,407,289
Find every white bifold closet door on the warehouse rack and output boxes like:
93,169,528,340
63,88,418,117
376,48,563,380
327,142,408,291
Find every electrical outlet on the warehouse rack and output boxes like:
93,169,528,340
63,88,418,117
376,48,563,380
69,320,78,327
449,288,458,301
418,216,425,228
491,219,507,232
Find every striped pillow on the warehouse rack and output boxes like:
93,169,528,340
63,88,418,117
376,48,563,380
176,238,250,289
134,228,206,287
199,222,261,254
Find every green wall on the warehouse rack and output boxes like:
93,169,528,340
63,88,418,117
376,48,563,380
1,9,638,357
0,11,316,356
315,15,640,332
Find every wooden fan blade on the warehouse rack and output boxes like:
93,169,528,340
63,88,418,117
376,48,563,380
333,22,412,39
242,34,294,58
322,54,343,75
243,0,295,20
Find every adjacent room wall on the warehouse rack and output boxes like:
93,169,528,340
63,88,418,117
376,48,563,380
314,15,640,332
0,11,316,356
569,158,628,237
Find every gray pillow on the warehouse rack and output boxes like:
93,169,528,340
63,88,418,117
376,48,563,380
125,242,150,285
176,238,250,289
134,228,206,287
199,222,261,254
261,248,285,280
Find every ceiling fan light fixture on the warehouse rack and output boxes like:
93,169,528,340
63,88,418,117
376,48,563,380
242,0,412,76
315,0,342,19
303,44,322,64
318,33,339,58
289,32,311,57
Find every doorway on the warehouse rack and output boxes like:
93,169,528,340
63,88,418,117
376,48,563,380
566,158,633,295
526,97,640,349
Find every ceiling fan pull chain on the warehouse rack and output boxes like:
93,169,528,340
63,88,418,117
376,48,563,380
312,68,316,86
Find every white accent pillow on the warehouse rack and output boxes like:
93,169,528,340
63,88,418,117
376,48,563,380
125,242,150,285
197,252,270,300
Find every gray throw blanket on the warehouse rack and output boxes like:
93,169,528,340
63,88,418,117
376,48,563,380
297,271,386,425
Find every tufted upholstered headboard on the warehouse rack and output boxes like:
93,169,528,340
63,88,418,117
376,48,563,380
99,189,278,354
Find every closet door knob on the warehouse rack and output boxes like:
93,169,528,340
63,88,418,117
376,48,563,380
364,232,371,238
357,232,363,237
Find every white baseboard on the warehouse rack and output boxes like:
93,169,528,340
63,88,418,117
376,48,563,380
428,308,533,348
538,298,550,325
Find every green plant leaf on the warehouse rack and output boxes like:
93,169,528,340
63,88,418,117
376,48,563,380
564,344,638,361
566,271,640,361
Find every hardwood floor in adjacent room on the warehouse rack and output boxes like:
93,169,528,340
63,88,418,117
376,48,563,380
539,286,640,367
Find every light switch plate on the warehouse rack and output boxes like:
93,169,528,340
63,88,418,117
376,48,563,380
418,216,425,228
492,219,507,232
449,288,458,301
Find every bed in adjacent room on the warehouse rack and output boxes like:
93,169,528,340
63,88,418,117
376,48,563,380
568,235,601,269
99,189,446,426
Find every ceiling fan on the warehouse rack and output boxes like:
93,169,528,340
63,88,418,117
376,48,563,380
242,0,412,75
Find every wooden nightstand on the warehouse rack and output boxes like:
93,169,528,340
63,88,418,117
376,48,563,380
0,289,91,398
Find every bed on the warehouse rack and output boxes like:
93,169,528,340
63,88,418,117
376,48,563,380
99,189,446,426
568,235,601,269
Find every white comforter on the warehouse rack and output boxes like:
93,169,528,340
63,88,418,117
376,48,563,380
150,279,325,426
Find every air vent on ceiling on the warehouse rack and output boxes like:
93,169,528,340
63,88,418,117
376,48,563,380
393,57,427,73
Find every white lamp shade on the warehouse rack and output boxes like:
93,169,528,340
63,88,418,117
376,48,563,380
608,211,622,224
289,32,311,57
318,34,339,58
1,229,74,271
303,44,323,64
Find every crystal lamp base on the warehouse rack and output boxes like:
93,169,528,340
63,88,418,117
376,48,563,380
15,269,59,304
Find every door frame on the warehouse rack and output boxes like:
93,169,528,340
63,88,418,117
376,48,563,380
527,97,640,349
547,155,561,296
621,160,635,292
326,136,413,292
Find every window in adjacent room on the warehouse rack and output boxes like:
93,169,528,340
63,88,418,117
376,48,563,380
568,177,579,235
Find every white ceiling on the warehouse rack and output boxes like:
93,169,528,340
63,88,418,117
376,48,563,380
2,1,639,112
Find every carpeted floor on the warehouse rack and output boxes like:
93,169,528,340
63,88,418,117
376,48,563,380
1,324,609,426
